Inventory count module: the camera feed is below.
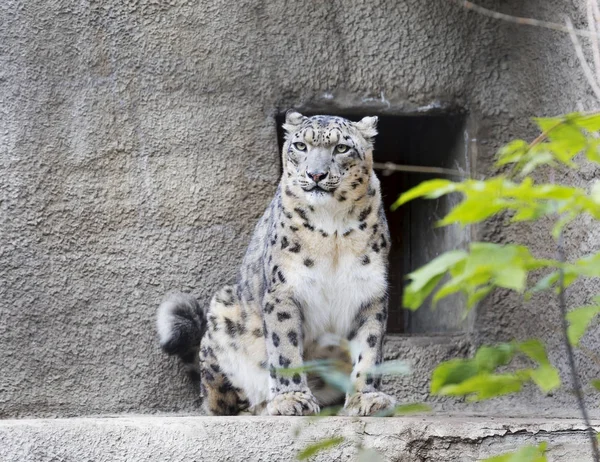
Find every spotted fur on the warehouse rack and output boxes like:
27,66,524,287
158,112,395,416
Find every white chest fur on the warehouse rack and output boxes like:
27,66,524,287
287,237,387,344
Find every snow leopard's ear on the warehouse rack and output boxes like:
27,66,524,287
283,110,306,134
354,116,378,142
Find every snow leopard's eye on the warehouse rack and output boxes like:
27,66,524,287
293,142,307,151
334,144,350,154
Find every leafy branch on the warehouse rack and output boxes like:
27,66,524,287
396,111,600,461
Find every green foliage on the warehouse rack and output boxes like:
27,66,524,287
280,358,410,396
394,111,600,460
430,341,560,400
496,112,600,173
566,302,600,345
297,437,345,460
403,243,552,311
374,402,431,417
483,442,548,462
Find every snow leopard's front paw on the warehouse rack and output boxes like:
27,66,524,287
267,391,321,416
342,391,396,416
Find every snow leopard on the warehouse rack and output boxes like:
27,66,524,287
157,111,395,416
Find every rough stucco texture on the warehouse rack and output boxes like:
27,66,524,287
2,416,599,462
1,0,598,418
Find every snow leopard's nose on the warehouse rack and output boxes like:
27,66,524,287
307,171,328,183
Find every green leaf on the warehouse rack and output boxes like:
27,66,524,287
527,271,559,298
403,250,468,310
566,305,600,346
392,403,432,415
591,379,600,391
297,437,345,460
391,179,457,210
483,442,548,462
367,360,411,377
496,139,529,165
319,369,353,394
526,365,561,393
374,402,432,417
430,359,479,394
474,344,516,372
517,339,550,365
439,373,523,401
571,113,600,133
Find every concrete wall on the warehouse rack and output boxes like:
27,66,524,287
1,0,597,419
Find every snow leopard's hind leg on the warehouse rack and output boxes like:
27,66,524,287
199,334,250,415
199,285,261,415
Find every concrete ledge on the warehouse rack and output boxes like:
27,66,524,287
1,415,598,461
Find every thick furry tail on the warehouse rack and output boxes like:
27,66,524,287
157,293,207,382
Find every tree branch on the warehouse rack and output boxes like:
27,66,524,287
556,233,600,462
451,0,600,39
372,162,467,178
566,17,600,103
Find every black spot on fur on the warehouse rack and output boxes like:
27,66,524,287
319,230,329,237
366,375,374,385
272,332,280,347
303,258,314,268
279,355,291,368
367,335,378,348
224,317,237,336
289,242,301,253
281,236,289,249
277,271,286,283
277,312,291,322
270,366,276,379
210,364,221,373
216,399,227,410
264,302,275,314
294,207,308,221
381,235,387,248
204,370,215,382
372,243,380,253
290,225,299,232
218,381,233,394
361,255,371,265
292,373,301,384
287,330,298,347
303,222,315,231
358,222,367,231
279,377,290,386
343,229,353,237
376,313,384,322
348,330,357,341
253,328,263,337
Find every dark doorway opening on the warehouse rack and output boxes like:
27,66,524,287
275,112,468,334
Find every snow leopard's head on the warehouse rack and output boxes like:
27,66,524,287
281,111,377,206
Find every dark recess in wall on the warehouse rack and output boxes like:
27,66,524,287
274,112,466,333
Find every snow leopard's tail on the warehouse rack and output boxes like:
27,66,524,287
157,293,207,382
